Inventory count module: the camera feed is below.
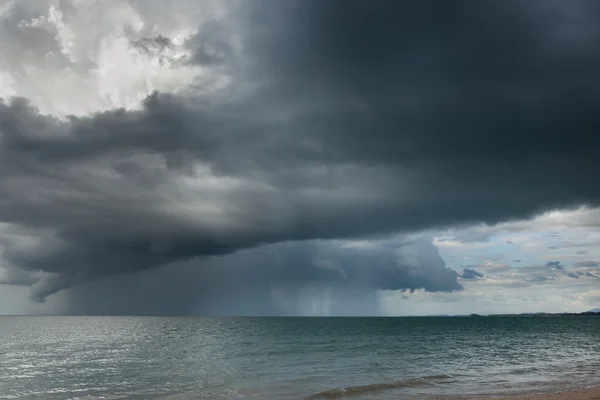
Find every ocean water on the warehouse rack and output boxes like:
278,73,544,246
1,317,599,399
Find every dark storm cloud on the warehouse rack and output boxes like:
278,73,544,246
0,266,39,287
62,238,459,315
184,21,234,66
460,268,484,279
2,0,600,301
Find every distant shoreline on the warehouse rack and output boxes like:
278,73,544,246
468,311,600,317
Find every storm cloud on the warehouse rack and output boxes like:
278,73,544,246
59,237,459,315
1,0,600,306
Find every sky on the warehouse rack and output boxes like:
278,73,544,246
1,0,600,316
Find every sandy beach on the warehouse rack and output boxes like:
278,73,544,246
504,387,600,400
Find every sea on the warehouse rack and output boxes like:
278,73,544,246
1,316,599,399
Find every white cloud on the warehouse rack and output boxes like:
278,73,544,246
0,0,233,116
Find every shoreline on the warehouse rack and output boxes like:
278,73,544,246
496,387,600,400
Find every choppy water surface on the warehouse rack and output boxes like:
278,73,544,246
1,316,599,399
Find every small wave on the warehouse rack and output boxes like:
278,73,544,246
306,374,453,399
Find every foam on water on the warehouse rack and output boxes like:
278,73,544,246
307,374,455,399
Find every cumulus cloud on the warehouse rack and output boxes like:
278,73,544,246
467,260,600,289
1,0,600,308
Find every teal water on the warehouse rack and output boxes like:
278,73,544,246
1,316,599,399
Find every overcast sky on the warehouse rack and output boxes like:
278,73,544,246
1,0,600,316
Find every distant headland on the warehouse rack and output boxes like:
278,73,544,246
469,310,600,317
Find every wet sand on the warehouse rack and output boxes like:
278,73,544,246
504,387,600,400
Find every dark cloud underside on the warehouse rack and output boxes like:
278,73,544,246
1,0,600,301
